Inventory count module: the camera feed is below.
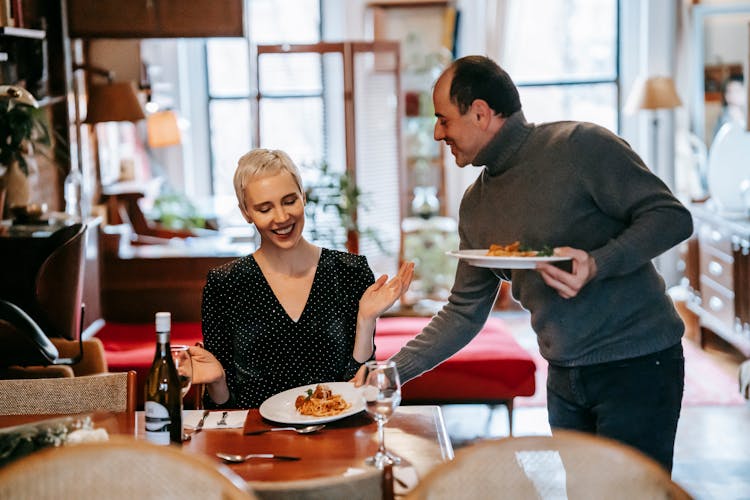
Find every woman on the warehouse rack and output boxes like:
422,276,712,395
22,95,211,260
190,149,413,408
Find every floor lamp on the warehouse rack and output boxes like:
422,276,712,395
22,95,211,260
71,63,145,216
624,76,682,177
624,76,682,285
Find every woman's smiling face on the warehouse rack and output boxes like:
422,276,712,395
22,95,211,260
241,170,306,250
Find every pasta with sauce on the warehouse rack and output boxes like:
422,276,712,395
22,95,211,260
295,384,351,417
487,241,553,257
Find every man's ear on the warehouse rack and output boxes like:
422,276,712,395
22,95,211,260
471,99,494,129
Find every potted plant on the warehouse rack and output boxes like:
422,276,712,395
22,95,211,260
0,85,51,217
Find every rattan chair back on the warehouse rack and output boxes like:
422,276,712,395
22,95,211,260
0,371,136,415
0,436,256,500
406,430,693,500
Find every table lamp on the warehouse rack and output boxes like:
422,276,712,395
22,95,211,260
146,110,181,148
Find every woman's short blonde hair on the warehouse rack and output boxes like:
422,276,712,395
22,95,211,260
233,149,305,212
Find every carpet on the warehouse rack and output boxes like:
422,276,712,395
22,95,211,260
514,337,746,408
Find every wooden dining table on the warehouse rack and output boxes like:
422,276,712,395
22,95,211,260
0,405,454,494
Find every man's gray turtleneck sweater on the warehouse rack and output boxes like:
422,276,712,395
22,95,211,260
390,111,693,383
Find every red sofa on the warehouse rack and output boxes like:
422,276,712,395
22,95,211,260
96,316,536,433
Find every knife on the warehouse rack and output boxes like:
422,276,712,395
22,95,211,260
194,409,210,434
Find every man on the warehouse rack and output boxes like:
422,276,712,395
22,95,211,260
388,55,693,471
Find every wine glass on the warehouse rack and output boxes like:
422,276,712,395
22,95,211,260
170,345,193,441
362,360,402,469
170,345,193,398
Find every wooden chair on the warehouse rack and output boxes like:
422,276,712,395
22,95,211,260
406,430,693,500
0,371,137,416
102,191,196,244
0,435,256,500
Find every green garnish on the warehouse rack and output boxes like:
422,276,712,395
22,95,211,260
536,245,553,257
518,244,554,257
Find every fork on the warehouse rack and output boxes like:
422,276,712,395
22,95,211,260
217,411,229,426
194,409,210,434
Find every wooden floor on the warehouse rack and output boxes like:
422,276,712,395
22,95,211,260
438,312,750,500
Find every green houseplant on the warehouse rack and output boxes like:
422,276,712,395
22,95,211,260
0,85,51,214
303,161,385,254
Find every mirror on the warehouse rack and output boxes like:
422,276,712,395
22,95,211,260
691,3,750,148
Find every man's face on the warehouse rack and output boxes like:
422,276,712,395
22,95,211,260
432,71,487,167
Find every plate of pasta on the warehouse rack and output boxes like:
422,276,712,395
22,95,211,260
447,249,571,269
259,382,365,424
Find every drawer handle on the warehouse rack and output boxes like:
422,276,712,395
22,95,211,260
708,296,724,312
711,230,722,242
708,261,723,276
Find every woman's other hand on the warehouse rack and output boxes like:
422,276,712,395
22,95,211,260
350,364,367,387
359,261,415,320
188,344,225,385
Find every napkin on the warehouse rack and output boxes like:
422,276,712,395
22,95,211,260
184,410,248,429
65,428,110,444
393,465,419,496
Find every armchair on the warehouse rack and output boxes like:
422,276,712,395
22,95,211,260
0,223,93,375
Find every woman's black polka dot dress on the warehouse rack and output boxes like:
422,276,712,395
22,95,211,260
202,248,375,409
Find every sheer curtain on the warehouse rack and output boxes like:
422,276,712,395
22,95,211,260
484,0,511,64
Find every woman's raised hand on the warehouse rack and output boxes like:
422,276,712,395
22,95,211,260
359,261,415,320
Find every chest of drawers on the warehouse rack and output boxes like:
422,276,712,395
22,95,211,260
687,204,750,357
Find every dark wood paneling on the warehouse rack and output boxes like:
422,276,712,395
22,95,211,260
67,0,243,38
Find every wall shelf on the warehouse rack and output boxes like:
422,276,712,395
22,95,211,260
0,27,45,40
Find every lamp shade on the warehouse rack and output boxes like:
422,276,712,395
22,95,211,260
624,76,682,114
83,81,145,124
146,110,181,148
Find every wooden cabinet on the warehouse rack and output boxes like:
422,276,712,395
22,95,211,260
67,0,244,38
687,204,750,356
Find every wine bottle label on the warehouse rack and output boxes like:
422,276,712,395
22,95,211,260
144,401,171,446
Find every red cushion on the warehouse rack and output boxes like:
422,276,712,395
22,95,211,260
375,317,536,402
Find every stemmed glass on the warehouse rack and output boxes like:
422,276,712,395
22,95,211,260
170,345,193,440
362,360,402,469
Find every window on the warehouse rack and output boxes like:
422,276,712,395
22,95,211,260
500,0,619,132
205,0,322,197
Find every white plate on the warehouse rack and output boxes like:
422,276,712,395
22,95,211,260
259,382,364,425
447,249,571,269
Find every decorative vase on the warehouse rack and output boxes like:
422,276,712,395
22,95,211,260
0,182,6,220
4,158,30,211
411,186,440,219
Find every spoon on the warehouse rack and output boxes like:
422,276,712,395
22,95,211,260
244,424,326,435
216,452,301,462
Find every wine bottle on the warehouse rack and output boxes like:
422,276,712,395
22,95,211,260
144,312,182,445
